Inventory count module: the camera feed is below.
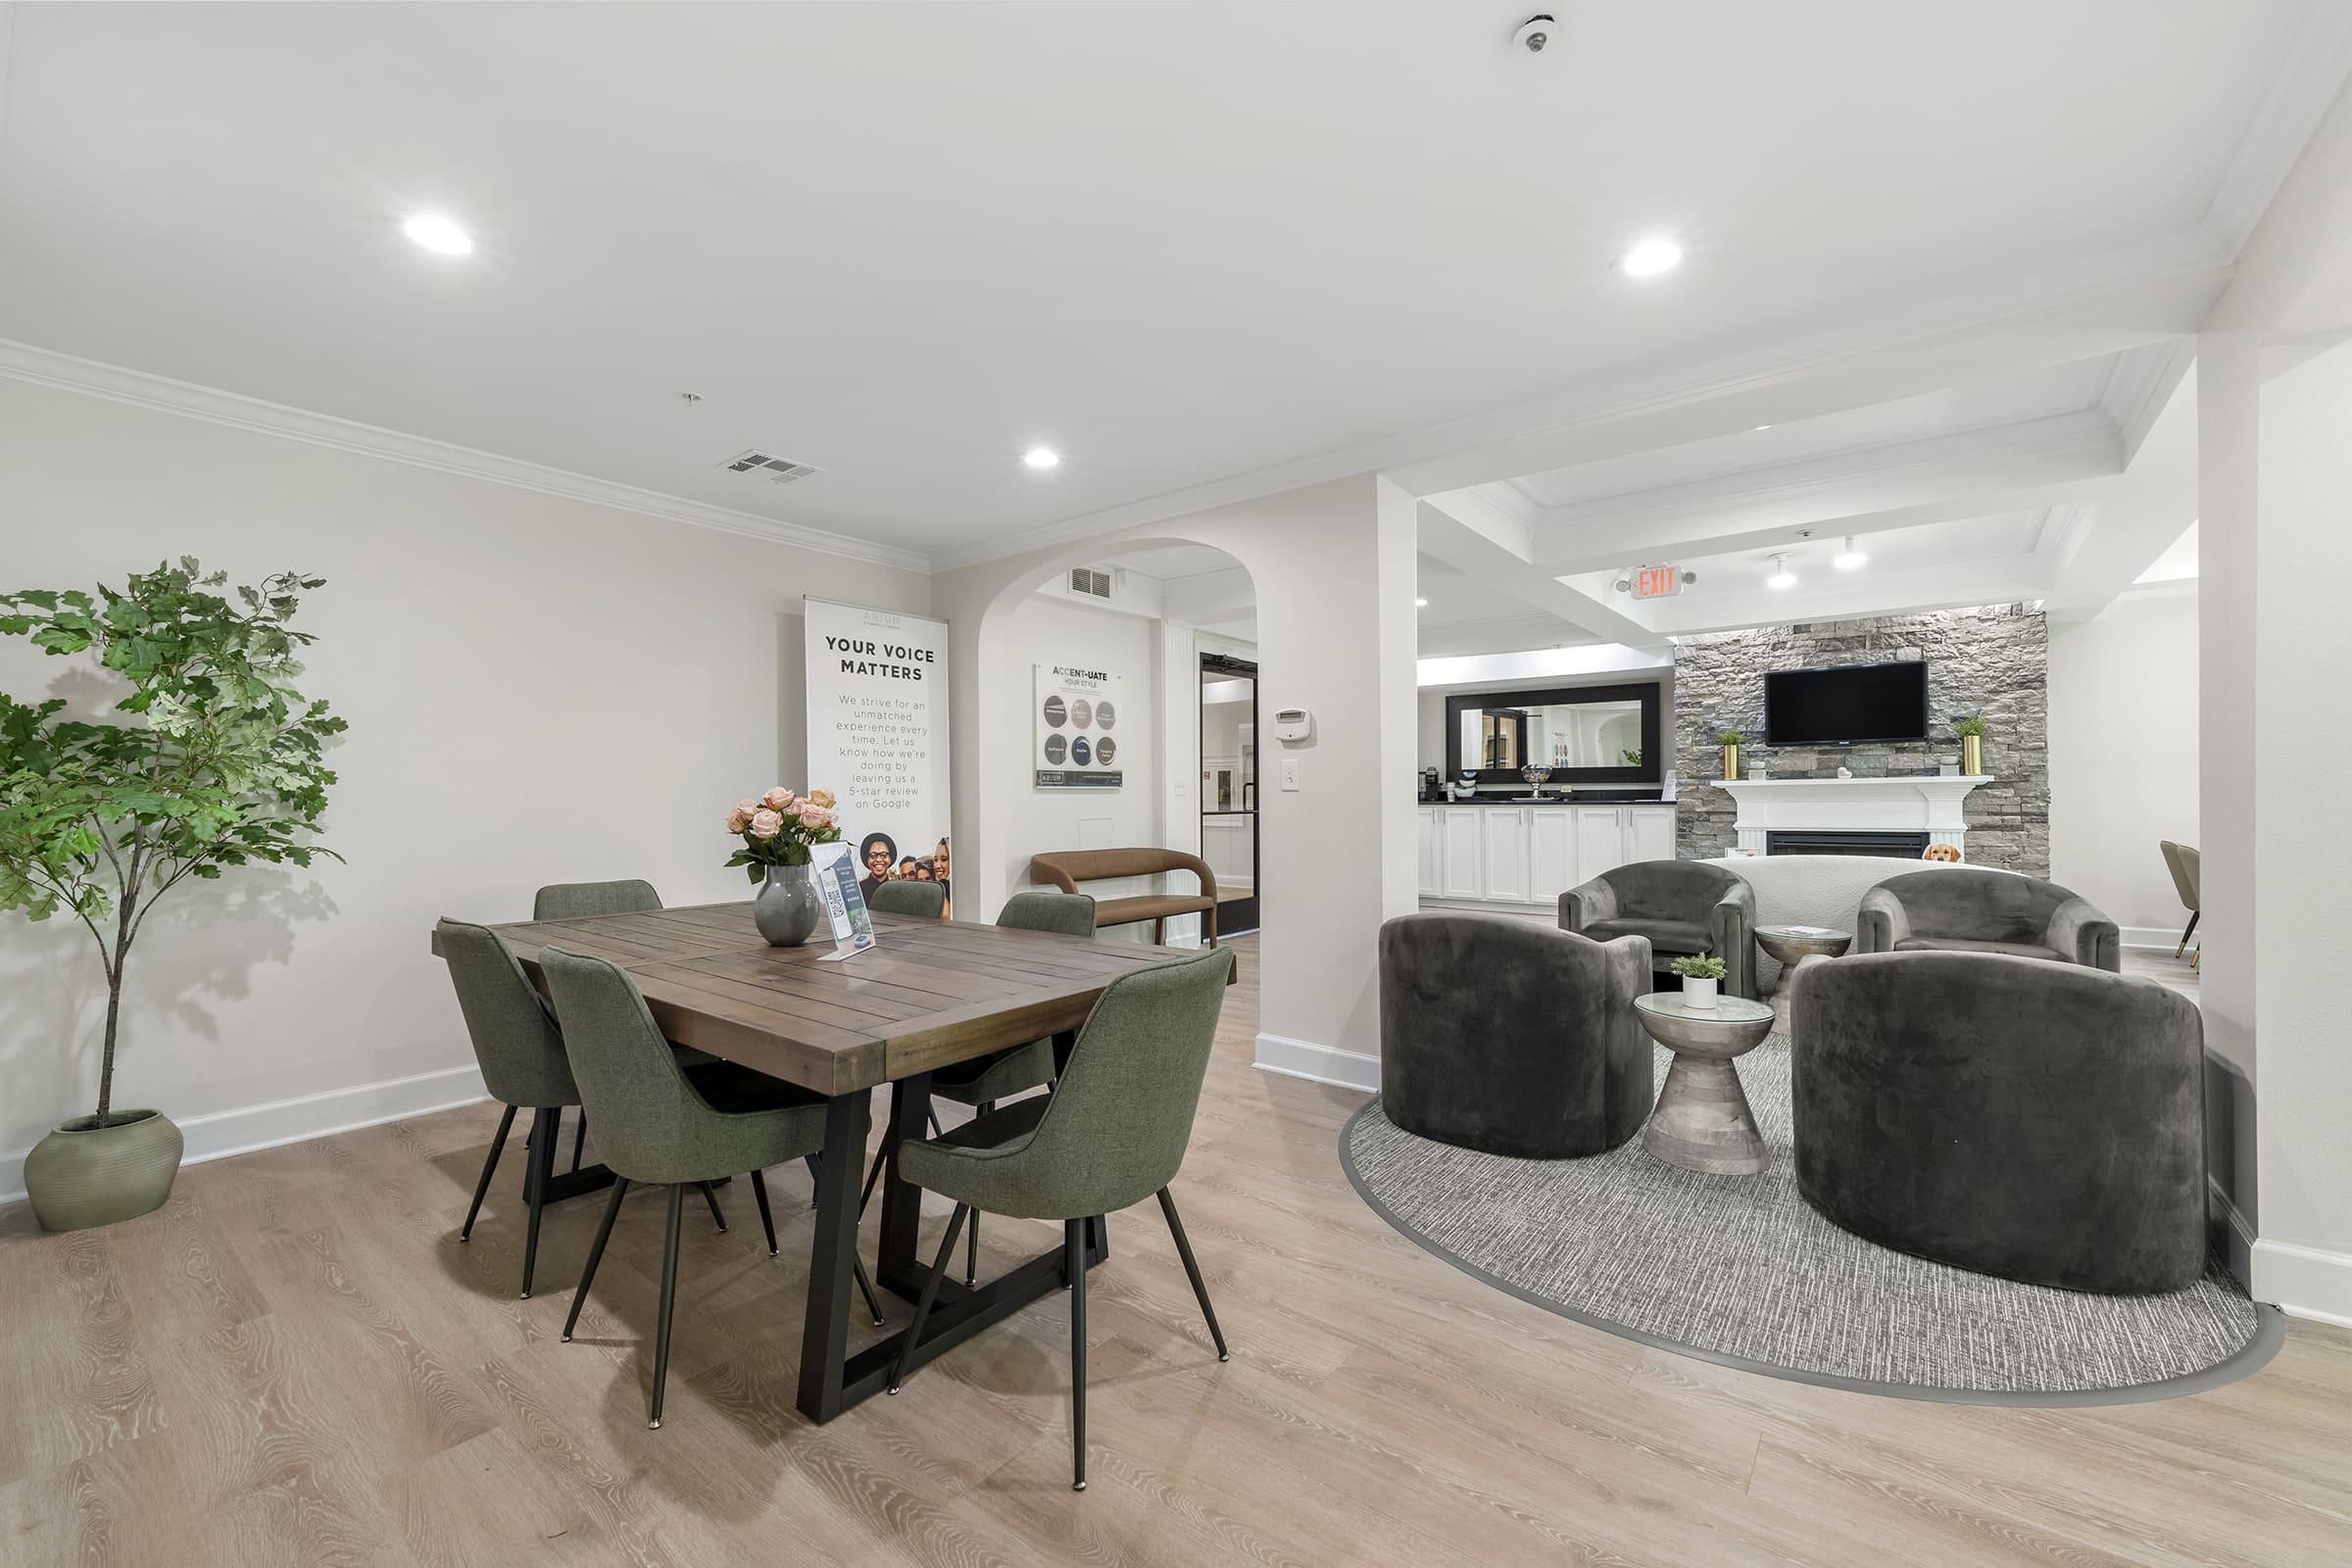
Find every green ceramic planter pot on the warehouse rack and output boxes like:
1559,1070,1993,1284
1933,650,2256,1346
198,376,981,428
23,1108,183,1233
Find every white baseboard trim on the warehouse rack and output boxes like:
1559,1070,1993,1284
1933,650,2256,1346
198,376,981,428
2252,1236,2352,1328
2120,925,2190,951
1253,1032,1380,1094
2208,1177,2256,1291
1,1062,489,1207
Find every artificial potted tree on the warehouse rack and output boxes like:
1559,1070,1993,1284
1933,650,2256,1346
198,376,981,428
1954,713,1986,776
1,560,343,1232
1671,954,1727,1009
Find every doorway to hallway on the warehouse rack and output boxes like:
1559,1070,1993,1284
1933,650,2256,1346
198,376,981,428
1200,651,1259,938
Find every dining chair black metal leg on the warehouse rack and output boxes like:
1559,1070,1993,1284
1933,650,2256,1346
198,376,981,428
857,1122,903,1216
563,1176,630,1342
887,1203,969,1395
928,1106,944,1138
2177,909,2200,958
750,1167,779,1256
569,1111,588,1173
806,1152,822,1211
648,1182,686,1429
1156,1187,1228,1360
460,1103,516,1243
698,1180,728,1233
964,1102,994,1285
520,1105,559,1298
1066,1216,1089,1492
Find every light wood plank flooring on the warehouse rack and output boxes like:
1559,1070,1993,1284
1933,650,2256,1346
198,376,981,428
4,936,2344,1566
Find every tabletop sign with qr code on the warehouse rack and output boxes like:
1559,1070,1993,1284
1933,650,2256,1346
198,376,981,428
811,842,876,961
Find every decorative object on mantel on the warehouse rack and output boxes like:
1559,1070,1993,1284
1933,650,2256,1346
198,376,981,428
1716,729,1744,782
1,560,346,1232
1670,953,1727,1009
1923,843,1963,862
724,785,841,947
1520,764,1551,799
1954,713,1986,778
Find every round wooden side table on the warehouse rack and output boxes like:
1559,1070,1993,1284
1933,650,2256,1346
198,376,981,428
1633,993,1778,1176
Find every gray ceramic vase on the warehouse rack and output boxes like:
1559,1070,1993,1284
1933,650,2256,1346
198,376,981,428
754,861,821,947
24,1108,184,1232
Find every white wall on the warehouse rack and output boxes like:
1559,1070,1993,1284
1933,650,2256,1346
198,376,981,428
996,593,1162,942
0,377,929,1199
2047,585,2200,939
935,473,1419,1092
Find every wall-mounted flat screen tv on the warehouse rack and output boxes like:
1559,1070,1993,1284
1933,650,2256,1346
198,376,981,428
1763,660,1929,745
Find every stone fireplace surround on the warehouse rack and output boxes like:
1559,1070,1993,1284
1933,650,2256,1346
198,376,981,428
1672,605,2048,871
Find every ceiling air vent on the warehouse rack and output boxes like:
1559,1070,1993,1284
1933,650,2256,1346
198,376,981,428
720,449,820,485
1068,567,1112,600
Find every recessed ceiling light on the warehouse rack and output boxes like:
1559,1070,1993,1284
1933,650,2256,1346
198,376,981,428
1834,537,1867,570
1415,598,1429,608
1620,236,1684,278
1752,424,1773,431
401,213,473,256
1022,447,1060,470
1766,553,1796,590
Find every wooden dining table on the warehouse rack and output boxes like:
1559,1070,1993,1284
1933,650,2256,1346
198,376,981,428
431,901,1220,1422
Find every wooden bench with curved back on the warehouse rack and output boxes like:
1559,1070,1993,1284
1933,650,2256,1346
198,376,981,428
1028,848,1220,948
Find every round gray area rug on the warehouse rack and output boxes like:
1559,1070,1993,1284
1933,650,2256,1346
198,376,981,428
1342,1034,2278,1403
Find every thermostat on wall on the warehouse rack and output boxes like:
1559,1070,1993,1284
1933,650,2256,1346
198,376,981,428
1271,708,1313,744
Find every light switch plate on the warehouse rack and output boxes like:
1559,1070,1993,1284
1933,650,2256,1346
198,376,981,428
1281,758,1301,791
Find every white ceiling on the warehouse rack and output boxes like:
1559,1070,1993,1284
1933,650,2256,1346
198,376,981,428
0,1,2337,570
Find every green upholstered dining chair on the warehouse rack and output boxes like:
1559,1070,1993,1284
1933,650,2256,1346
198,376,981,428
868,880,947,918
889,943,1237,1492
538,945,886,1429
438,918,731,1298
857,891,1098,1283
534,878,664,920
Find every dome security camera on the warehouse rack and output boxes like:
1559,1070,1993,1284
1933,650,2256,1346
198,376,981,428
1513,14,1558,54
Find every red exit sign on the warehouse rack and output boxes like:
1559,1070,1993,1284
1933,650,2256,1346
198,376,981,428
1631,564,1686,600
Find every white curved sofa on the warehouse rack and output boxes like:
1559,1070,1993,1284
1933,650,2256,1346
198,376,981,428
1698,855,2007,989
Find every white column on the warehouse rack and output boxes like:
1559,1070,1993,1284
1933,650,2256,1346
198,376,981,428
2244,340,2352,1318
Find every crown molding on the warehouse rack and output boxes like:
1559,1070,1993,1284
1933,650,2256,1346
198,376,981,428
0,338,931,573
2203,4,2352,254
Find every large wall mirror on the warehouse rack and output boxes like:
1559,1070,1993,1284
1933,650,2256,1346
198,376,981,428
1443,681,1663,786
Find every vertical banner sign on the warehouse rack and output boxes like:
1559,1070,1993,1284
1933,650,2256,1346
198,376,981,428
805,599,954,913
811,842,877,961
1034,662,1124,790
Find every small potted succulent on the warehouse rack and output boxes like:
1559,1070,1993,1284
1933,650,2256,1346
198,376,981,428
1953,713,1986,776
724,786,841,947
1715,729,1744,782
1671,954,1727,1009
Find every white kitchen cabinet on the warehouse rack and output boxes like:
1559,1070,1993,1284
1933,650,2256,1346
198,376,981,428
1480,808,1530,905
1418,801,1684,909
1628,804,1677,862
1526,807,1579,906
1572,806,1627,883
1438,807,1486,900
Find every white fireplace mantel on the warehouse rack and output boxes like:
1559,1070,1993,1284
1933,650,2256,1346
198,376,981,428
1713,775,1991,857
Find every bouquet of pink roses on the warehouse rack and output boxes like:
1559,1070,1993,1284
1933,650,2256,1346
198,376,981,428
724,786,842,878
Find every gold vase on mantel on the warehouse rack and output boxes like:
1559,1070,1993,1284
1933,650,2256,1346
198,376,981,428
1961,734,1983,776
1721,743,1740,782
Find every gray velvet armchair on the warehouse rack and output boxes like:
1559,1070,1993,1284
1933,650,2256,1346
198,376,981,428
1855,867,2119,971
1559,859,1756,999
1380,912,1653,1158
1792,951,2204,1294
